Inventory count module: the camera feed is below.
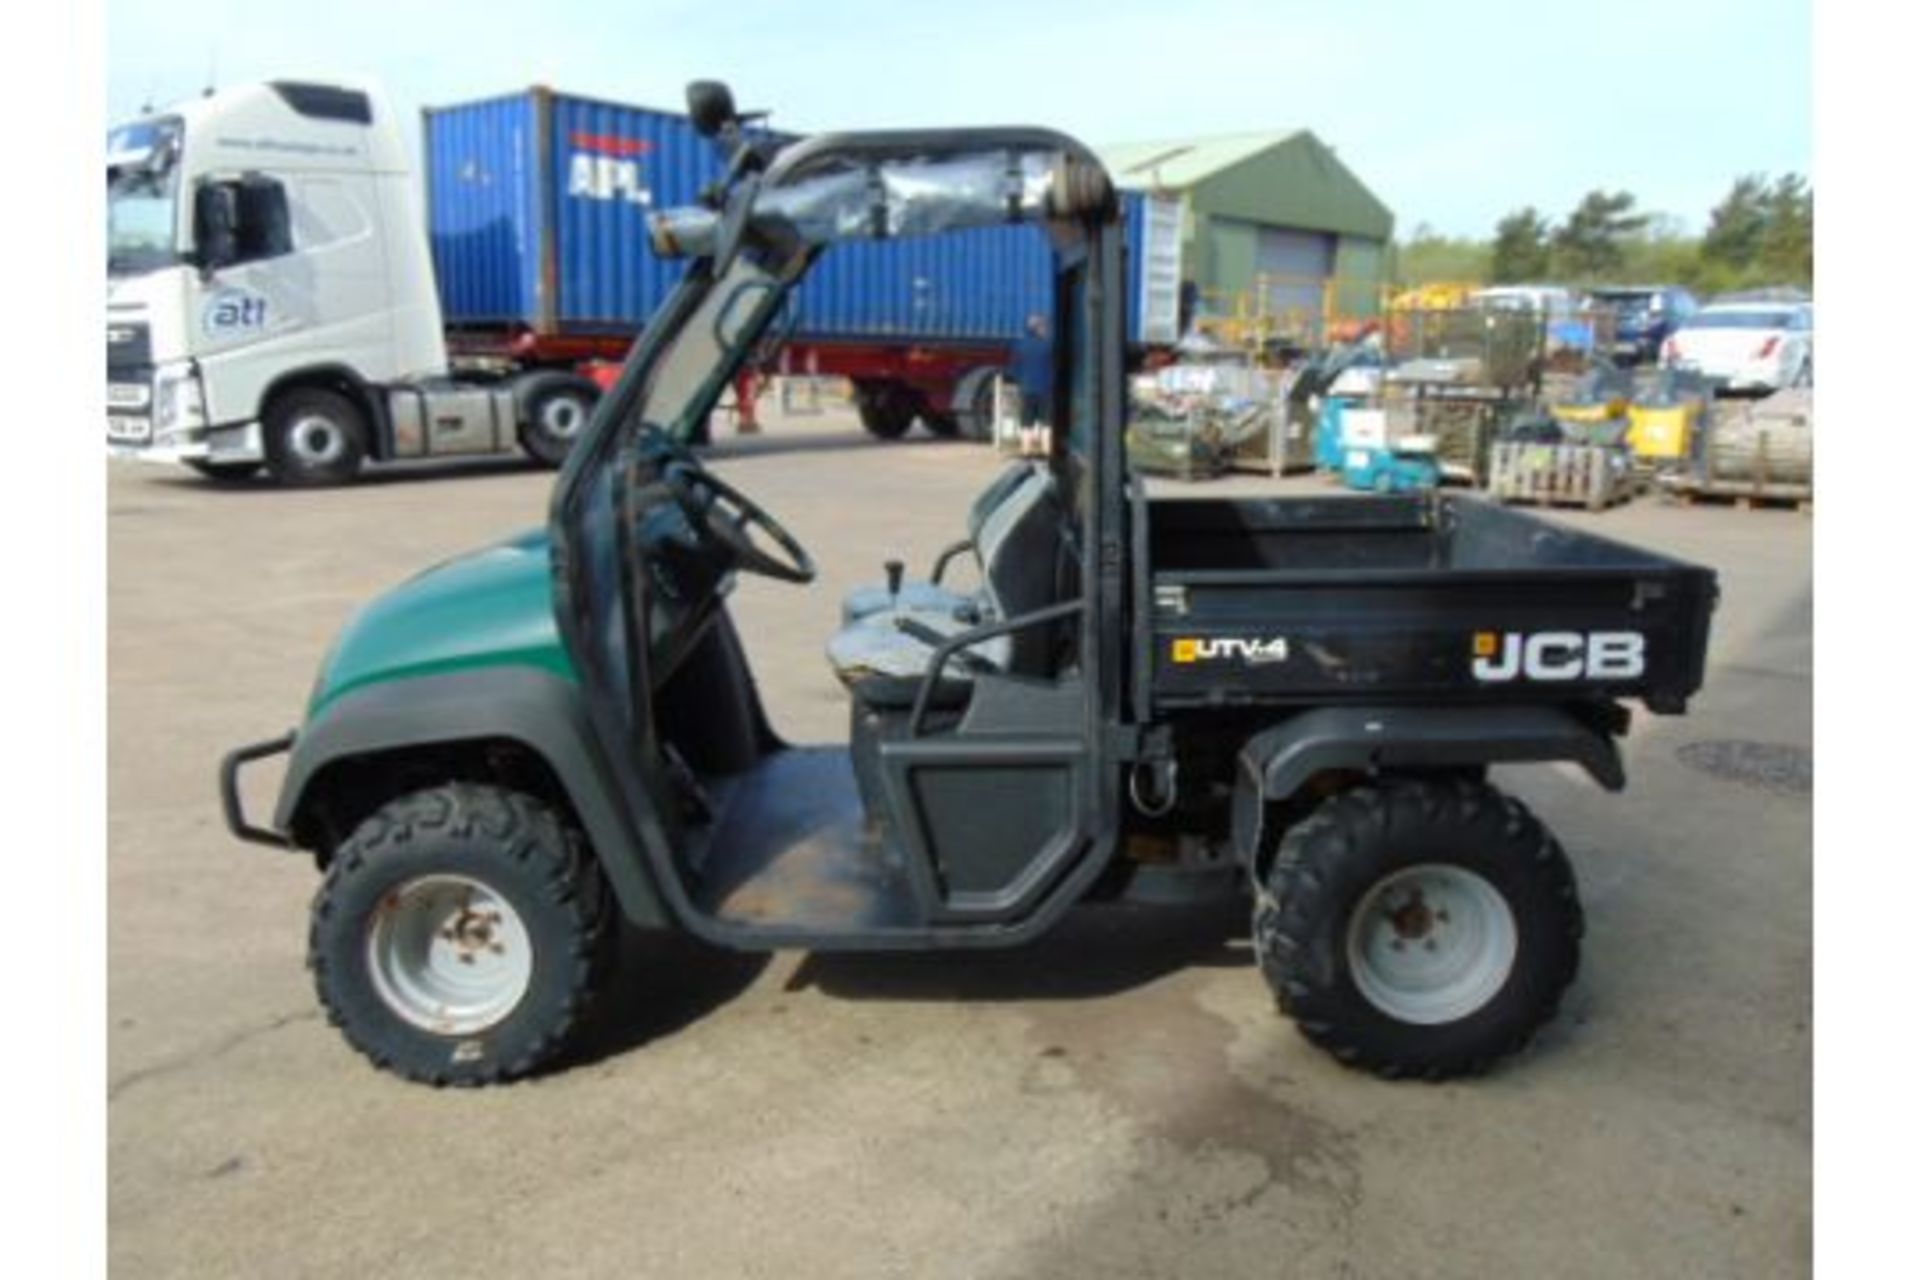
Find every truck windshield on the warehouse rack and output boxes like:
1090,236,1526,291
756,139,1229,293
107,170,179,275
106,118,183,276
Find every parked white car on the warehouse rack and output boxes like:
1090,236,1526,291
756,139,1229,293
1663,303,1813,392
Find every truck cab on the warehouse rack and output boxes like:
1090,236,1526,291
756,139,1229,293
107,81,599,484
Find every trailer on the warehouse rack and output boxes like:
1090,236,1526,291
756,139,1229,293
426,88,1183,439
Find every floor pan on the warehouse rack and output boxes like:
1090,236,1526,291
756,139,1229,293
693,747,921,931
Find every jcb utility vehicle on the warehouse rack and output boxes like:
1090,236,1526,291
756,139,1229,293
222,84,1717,1086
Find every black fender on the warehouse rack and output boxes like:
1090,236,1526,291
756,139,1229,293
273,666,671,927
1229,704,1625,870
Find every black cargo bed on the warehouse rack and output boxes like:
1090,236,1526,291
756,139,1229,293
1135,493,1715,714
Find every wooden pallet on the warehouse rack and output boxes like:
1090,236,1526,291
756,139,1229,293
1487,442,1641,511
1496,487,1640,511
1664,482,1812,513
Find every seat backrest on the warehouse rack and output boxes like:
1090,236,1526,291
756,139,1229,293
975,466,1066,675
965,462,1042,545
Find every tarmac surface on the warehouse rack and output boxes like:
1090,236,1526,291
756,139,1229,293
108,410,1811,1278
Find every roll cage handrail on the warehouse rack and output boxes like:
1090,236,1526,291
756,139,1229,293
760,126,1113,194
906,598,1088,737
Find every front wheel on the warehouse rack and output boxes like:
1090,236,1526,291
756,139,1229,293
1253,777,1582,1080
264,387,368,486
309,784,614,1086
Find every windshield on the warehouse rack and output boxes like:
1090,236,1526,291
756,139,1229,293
632,254,789,444
1684,309,1795,331
106,118,183,276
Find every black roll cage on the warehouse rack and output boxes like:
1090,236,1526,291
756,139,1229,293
542,124,1134,946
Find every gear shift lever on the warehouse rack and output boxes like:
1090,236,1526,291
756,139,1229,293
885,559,905,608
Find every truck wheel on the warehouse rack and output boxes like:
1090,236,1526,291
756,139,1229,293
186,460,261,483
518,376,598,468
950,366,1001,442
264,388,368,486
1253,777,1582,1080
922,410,961,438
309,783,614,1086
853,380,916,440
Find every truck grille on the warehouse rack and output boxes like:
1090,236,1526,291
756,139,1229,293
107,321,151,374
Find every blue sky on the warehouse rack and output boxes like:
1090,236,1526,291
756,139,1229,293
106,0,1809,238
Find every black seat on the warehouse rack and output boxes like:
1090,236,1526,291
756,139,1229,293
826,464,1066,707
838,462,1042,624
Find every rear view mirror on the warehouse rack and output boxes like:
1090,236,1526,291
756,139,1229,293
686,81,737,138
193,182,239,277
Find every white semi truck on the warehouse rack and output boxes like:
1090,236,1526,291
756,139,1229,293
106,80,601,484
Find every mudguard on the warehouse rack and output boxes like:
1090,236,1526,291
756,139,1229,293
272,667,671,927
1229,704,1625,869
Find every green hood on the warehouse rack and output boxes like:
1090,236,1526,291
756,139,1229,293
308,528,576,716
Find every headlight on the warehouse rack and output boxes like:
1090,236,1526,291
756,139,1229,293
152,367,206,434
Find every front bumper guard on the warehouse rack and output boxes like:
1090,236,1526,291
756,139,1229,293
219,732,296,847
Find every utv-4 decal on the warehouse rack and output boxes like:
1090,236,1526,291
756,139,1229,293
1171,636,1290,665
1471,630,1646,682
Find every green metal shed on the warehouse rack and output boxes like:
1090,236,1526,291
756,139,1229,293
1097,130,1395,324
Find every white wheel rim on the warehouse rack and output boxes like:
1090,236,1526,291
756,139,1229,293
365,874,533,1036
287,413,348,466
539,395,588,440
1345,863,1518,1025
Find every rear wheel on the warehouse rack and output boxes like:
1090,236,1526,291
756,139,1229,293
309,783,614,1086
1253,776,1582,1079
853,380,916,439
950,366,1002,442
518,375,598,467
263,387,368,486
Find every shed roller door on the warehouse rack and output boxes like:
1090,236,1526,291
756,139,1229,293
1252,225,1335,318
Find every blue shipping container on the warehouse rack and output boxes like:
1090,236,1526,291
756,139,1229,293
424,87,1176,344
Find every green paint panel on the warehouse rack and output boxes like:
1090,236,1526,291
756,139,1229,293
1203,216,1259,299
1335,237,1388,316
308,528,575,715
1184,132,1392,241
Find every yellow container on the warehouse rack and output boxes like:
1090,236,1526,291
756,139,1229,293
1627,403,1699,462
1626,370,1711,463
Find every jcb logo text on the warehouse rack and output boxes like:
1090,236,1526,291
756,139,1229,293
1471,631,1646,682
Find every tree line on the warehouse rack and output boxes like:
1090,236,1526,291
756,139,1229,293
1393,174,1812,296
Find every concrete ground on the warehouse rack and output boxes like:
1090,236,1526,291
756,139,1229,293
108,411,1810,1278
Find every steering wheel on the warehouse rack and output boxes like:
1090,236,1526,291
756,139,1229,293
661,459,817,585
